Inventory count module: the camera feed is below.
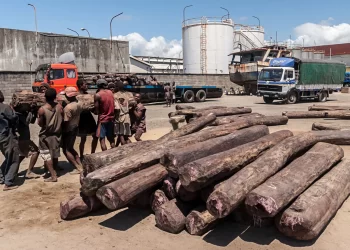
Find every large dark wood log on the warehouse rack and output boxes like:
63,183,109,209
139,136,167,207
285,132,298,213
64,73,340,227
282,110,350,119
210,113,264,126
308,105,350,111
312,122,350,131
176,107,251,117
11,91,45,111
179,130,293,192
151,190,169,212
81,118,286,196
60,194,102,220
159,113,216,141
161,125,269,177
186,208,218,235
175,180,199,202
207,130,350,219
96,164,168,210
82,140,155,174
169,115,186,130
155,199,194,234
276,160,350,240
245,142,344,218
161,176,177,199
175,104,195,110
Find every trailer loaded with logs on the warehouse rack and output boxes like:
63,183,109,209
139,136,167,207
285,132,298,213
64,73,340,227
59,104,350,243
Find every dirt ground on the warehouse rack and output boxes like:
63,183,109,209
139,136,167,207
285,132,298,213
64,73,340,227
1,93,350,250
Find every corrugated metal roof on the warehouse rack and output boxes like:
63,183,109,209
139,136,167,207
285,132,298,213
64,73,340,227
305,43,350,56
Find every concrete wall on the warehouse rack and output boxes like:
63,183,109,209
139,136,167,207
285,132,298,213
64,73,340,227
331,55,350,66
0,28,130,73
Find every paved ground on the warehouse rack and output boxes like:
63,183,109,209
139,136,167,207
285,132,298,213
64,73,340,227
1,93,350,250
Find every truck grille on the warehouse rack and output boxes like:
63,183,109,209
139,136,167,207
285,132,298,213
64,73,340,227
258,85,282,92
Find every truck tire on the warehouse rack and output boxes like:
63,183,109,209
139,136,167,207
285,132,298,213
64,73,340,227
318,91,327,102
183,90,195,103
195,90,206,102
263,96,274,104
287,91,298,104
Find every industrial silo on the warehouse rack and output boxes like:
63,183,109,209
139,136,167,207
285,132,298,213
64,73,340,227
182,17,234,74
233,25,265,51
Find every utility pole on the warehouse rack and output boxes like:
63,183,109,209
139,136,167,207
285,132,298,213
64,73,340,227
28,3,38,67
81,28,90,37
67,28,79,37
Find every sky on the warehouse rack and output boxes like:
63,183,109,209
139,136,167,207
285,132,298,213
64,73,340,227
1,0,350,57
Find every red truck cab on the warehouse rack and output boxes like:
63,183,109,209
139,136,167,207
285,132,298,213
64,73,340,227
32,63,78,93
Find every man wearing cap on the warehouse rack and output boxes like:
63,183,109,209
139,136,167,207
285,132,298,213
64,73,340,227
62,87,83,173
94,79,115,151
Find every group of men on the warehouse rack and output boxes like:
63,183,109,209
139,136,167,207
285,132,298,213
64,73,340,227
0,78,146,190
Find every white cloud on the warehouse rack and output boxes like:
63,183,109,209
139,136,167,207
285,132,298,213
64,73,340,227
113,33,182,58
292,19,350,46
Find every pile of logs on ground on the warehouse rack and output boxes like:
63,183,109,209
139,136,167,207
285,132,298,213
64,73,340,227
59,105,350,242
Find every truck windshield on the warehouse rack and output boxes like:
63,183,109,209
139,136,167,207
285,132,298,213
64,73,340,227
259,69,283,81
35,69,45,82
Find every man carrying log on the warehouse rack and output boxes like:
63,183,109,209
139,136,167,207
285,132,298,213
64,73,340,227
62,87,83,174
37,88,63,182
0,91,20,190
17,104,40,179
76,79,98,159
130,93,146,141
94,79,115,151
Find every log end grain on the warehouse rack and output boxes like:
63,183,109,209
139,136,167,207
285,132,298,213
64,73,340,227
185,210,217,236
151,190,169,213
206,190,232,218
96,186,121,210
60,194,90,220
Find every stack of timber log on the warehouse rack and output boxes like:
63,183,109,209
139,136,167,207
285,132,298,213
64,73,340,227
58,104,350,242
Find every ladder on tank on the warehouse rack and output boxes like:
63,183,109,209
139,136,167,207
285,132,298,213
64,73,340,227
200,17,207,74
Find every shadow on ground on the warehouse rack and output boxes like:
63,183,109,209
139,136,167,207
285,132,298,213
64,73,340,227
203,221,317,248
99,207,152,231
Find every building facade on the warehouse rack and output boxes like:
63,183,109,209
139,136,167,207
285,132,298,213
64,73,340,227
133,56,183,74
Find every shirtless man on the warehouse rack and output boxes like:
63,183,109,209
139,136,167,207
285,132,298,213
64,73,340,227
130,93,146,141
37,88,63,182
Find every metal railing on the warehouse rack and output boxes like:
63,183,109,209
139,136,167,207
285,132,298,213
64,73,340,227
183,16,233,27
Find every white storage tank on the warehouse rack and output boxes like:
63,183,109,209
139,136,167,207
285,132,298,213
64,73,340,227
182,17,234,74
233,25,265,51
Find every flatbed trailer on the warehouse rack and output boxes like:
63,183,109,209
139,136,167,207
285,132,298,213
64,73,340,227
88,85,223,103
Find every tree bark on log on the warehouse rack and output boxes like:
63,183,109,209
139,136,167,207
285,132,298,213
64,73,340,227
155,199,194,234
11,91,45,111
96,164,168,210
175,180,199,202
159,113,216,141
151,190,169,213
282,110,350,119
161,176,177,199
207,130,350,219
60,194,102,220
276,160,350,241
245,142,344,218
82,140,155,174
175,104,195,110
312,122,350,131
179,130,293,192
210,113,264,126
161,125,269,177
186,208,218,235
175,107,251,117
308,105,350,111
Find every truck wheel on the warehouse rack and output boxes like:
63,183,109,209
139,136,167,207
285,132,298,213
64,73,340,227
183,90,195,103
287,91,298,104
318,91,327,102
195,90,206,102
263,97,274,104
